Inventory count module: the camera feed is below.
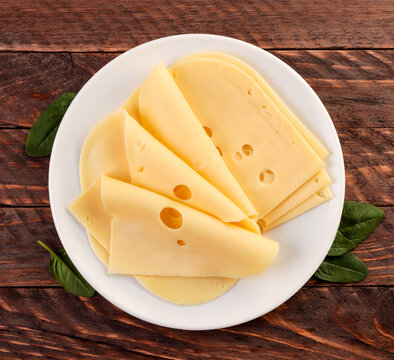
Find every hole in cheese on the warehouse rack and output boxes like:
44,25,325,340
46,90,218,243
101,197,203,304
177,240,186,246
259,169,275,184
203,126,212,137
173,185,192,200
315,178,319,183
242,144,253,156
216,146,223,156
247,89,252,96
160,207,183,229
137,166,144,173
137,141,147,152
262,105,266,109
234,152,242,161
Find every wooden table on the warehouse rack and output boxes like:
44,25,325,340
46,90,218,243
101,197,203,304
0,1,393,358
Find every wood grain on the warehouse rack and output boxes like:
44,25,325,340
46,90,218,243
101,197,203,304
0,0,393,51
0,206,392,287
1,127,392,206
0,51,392,129
0,287,392,359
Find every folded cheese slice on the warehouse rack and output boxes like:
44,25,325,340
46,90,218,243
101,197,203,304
124,111,259,233
69,177,239,304
261,169,332,227
139,63,256,217
86,235,237,305
170,58,324,218
101,176,278,277
75,110,252,304
122,88,140,121
80,109,130,191
261,186,333,231
172,52,329,159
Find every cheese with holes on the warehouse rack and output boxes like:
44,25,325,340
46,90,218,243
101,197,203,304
73,110,255,304
80,109,130,191
170,58,324,218
139,63,256,217
101,176,278,277
124,111,259,233
261,169,332,226
172,52,329,159
262,186,333,230
172,53,332,221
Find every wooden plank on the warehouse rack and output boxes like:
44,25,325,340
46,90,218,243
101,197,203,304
0,51,392,128
0,287,392,359
0,207,392,287
1,127,392,206
0,0,393,51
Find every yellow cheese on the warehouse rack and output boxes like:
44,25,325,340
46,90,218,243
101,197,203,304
261,169,332,226
75,109,254,303
138,63,256,217
88,233,109,266
173,52,329,159
136,276,237,305
80,109,130,191
69,177,240,304
85,234,237,305
124,111,259,233
262,186,333,230
101,176,278,277
121,88,140,121
171,58,324,218
69,178,112,250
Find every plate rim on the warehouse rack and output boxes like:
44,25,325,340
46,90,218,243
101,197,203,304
49,33,345,330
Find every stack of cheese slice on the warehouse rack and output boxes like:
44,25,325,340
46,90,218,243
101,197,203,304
69,52,333,305
169,53,333,229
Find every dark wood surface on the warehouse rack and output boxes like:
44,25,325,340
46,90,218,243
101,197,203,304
0,1,393,358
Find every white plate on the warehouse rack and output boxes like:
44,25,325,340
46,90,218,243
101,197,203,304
49,34,345,330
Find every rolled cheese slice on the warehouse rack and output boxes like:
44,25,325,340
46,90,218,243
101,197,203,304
170,58,324,218
101,176,279,277
139,63,256,218
172,52,329,159
124,111,259,233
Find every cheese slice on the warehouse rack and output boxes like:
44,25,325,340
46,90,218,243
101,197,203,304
85,235,237,305
261,169,332,226
122,88,140,121
88,234,109,266
69,177,239,304
69,178,112,250
124,111,259,233
138,63,256,217
80,109,130,191
172,52,329,159
172,54,331,224
101,176,278,277
170,58,324,218
136,276,237,305
262,186,333,231
75,112,248,304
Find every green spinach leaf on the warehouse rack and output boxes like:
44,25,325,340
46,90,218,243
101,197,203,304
314,253,368,283
38,241,95,297
26,93,76,156
328,201,385,256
